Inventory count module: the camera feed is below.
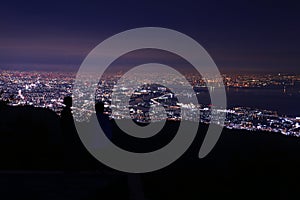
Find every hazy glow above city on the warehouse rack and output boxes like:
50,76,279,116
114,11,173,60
0,1,299,73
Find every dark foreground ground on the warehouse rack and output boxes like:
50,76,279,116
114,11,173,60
0,104,299,199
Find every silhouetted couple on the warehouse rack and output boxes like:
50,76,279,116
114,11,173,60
60,97,144,199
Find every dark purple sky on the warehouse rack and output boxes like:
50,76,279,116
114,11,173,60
0,0,299,73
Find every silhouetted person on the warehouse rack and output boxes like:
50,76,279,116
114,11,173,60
61,96,76,139
61,96,81,170
61,96,73,123
95,102,145,199
61,96,102,171
95,101,112,139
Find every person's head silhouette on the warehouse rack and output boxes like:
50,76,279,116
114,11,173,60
63,96,72,108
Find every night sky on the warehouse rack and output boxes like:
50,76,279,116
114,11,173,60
0,0,299,73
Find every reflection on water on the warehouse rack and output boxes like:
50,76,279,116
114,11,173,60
197,85,300,117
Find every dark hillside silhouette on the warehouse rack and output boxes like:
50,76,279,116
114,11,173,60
0,103,62,169
0,102,299,199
